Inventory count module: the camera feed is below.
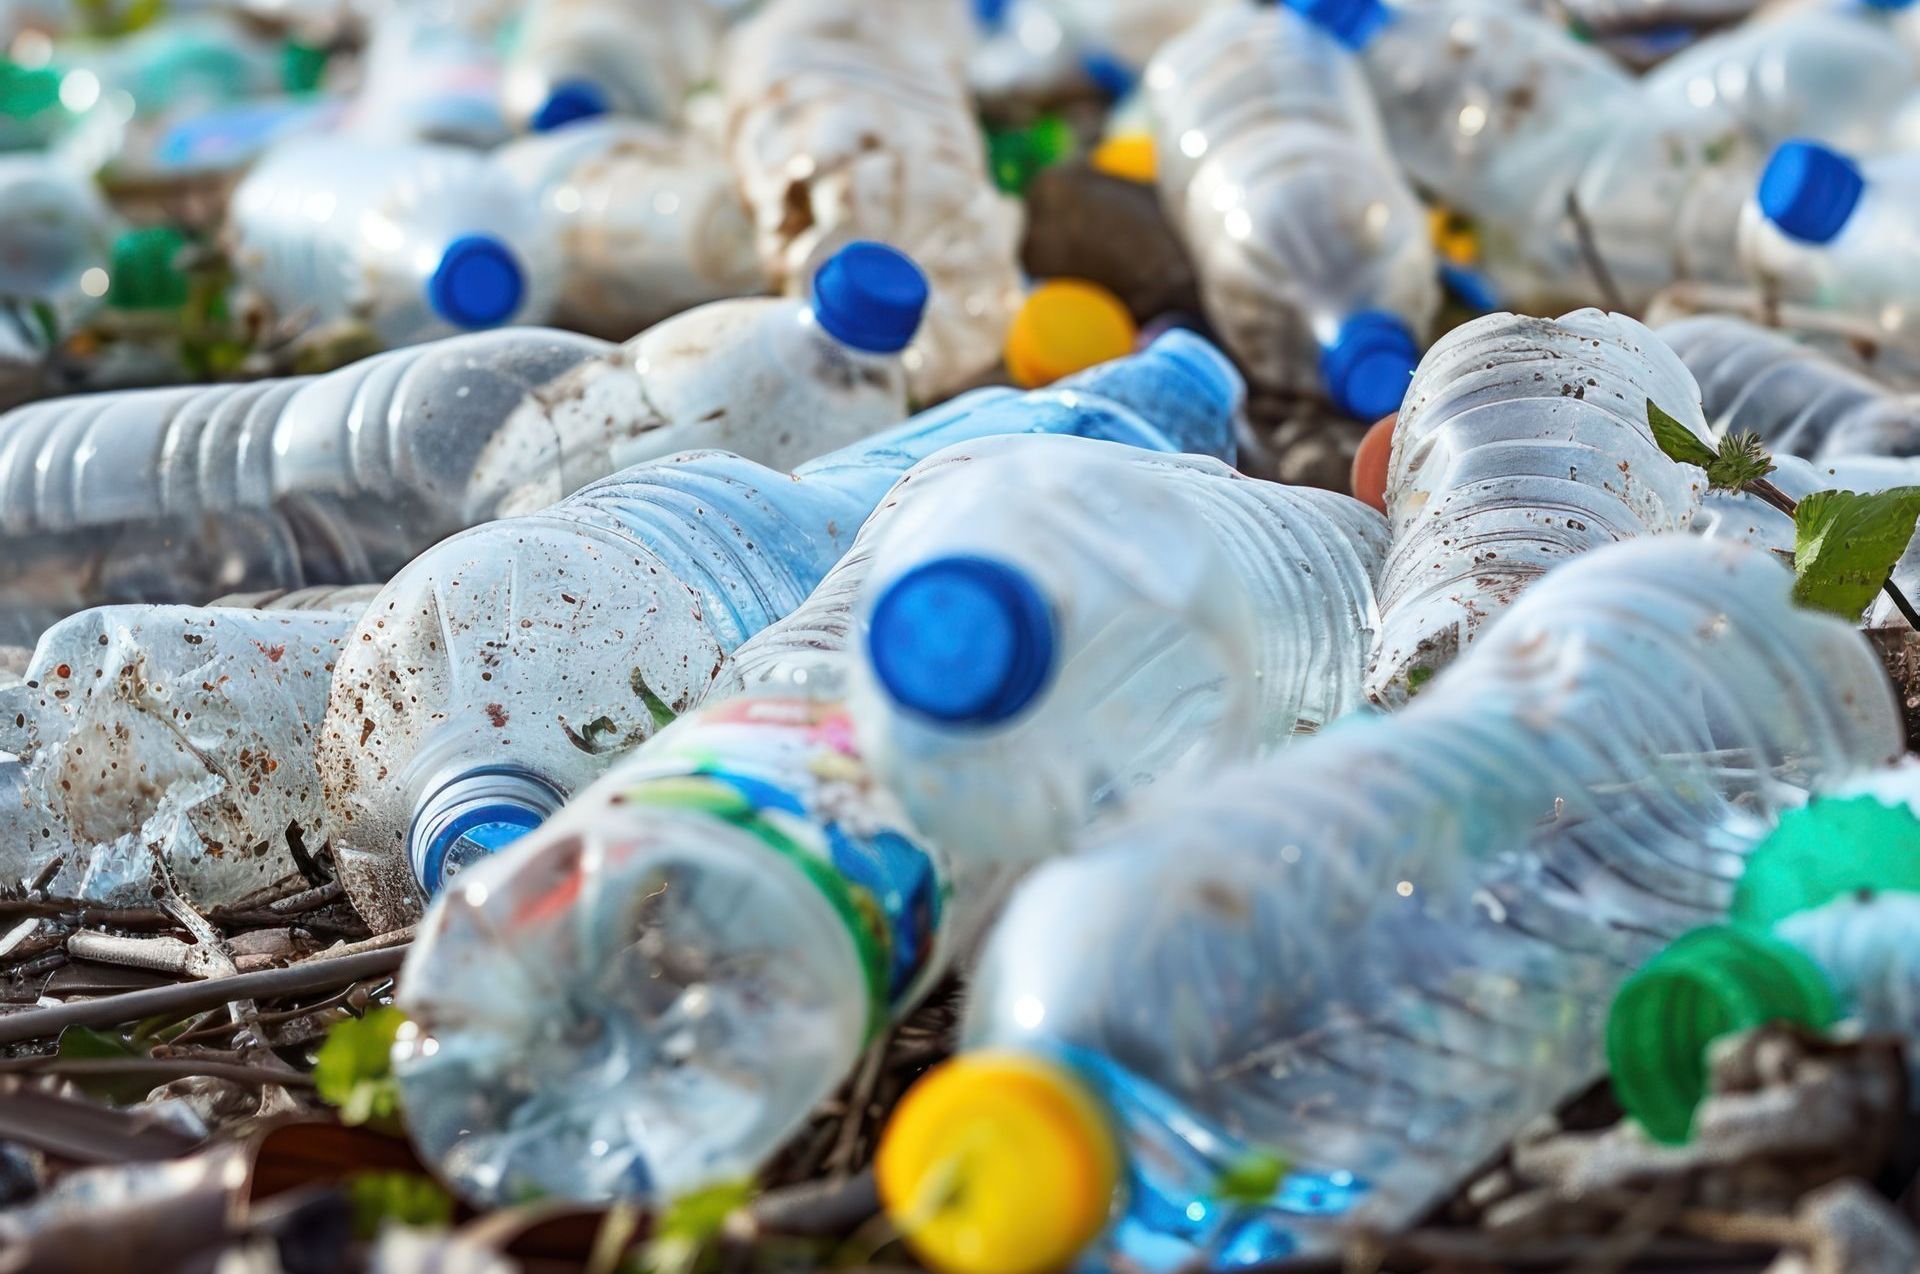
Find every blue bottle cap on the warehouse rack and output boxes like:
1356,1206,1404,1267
428,234,526,328
1757,140,1865,245
973,0,1012,29
1861,0,1915,12
1285,0,1392,48
1320,311,1419,420
419,803,545,894
530,78,610,132
1079,50,1137,99
1142,328,1246,422
810,241,930,354
867,556,1055,727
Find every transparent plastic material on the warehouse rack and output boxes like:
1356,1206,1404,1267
957,536,1901,1266
1642,7,1917,153
1369,308,1708,703
495,118,763,340
1739,150,1920,350
722,0,1025,400
226,137,557,347
317,333,1242,932
1144,5,1435,410
209,584,385,614
0,605,357,907
344,1,509,147
502,0,720,130
1662,314,1920,460
0,154,113,331
1773,893,1920,1093
842,433,1388,865
0,327,606,634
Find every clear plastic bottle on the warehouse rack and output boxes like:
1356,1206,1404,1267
501,0,720,133
493,117,763,340
0,604,358,908
1661,314,1920,460
1369,308,1708,703
876,535,1902,1274
343,0,509,148
0,153,114,332
479,242,923,511
226,136,557,347
722,0,1026,401
317,331,1244,932
844,433,1388,865
1740,141,1920,351
1145,5,1436,417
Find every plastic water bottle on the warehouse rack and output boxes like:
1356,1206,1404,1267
227,136,556,347
1641,3,1919,153
0,327,606,628
845,433,1388,866
316,332,1244,932
1369,308,1708,704
481,241,926,514
502,0,720,133
210,583,385,613
0,153,114,331
344,1,508,147
1662,314,1920,460
1144,5,1436,417
875,536,1901,1274
493,118,763,340
0,603,359,907
723,0,1026,401
1741,141,1920,350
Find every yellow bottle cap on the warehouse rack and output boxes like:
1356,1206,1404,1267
1091,133,1157,184
877,1052,1120,1274
1006,280,1138,390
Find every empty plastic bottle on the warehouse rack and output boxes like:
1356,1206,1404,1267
502,0,720,133
845,433,1388,865
1369,308,1708,704
1145,4,1436,417
210,583,385,613
876,536,1901,1274
494,118,763,340
344,1,508,147
1641,3,1919,154
316,332,1244,933
1663,314,1920,460
0,604,358,908
226,136,557,347
0,153,113,330
723,0,1027,400
1741,141,1920,350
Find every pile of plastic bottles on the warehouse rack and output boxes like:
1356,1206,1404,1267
6,0,1920,1270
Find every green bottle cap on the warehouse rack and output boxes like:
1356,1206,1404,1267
281,41,330,96
1607,926,1837,1144
985,114,1075,195
0,60,64,119
106,226,191,311
1732,794,1920,930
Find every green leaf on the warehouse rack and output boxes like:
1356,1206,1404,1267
631,670,681,734
1404,666,1434,698
1646,398,1715,471
1212,1149,1291,1206
314,1006,406,1132
1792,487,1920,619
1707,431,1776,492
343,1171,455,1239
639,1180,755,1274
54,1025,152,1103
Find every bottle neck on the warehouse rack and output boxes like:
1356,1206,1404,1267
408,766,567,895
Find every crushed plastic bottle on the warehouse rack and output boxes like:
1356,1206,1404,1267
0,604,358,907
317,332,1243,932
1145,4,1435,415
501,0,720,132
494,117,763,340
722,0,1026,400
1368,309,1708,703
1663,314,1920,460
843,433,1387,865
876,535,1900,1273
226,136,557,347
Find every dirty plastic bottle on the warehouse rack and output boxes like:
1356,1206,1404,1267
481,242,924,510
210,583,385,613
1741,141,1920,350
876,536,1901,1274
0,604,358,908
723,0,1026,401
1662,314,1920,460
1641,3,1919,154
494,118,763,341
226,136,557,347
502,0,720,133
318,332,1244,932
1146,4,1436,416
1368,308,1708,704
846,433,1387,866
